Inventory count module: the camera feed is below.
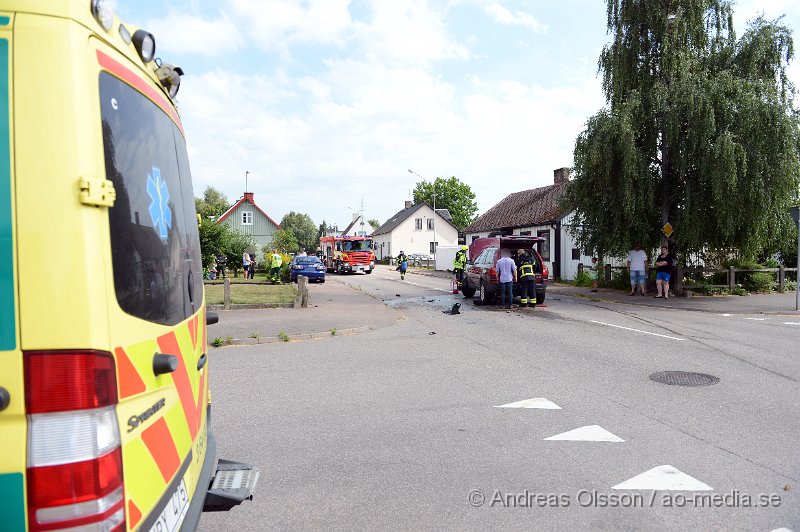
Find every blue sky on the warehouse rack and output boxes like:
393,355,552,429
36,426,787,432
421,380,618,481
112,0,800,229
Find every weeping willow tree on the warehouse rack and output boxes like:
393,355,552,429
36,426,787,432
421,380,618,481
565,0,800,258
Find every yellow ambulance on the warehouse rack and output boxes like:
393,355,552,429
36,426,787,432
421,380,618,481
0,1,257,530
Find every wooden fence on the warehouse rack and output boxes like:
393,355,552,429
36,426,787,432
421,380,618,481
578,263,798,294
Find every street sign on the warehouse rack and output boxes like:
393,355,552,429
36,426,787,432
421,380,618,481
791,206,799,223
662,222,674,238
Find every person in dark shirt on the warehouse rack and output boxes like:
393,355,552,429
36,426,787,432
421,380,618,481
654,246,675,299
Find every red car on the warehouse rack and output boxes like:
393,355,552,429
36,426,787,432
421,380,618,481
462,236,550,305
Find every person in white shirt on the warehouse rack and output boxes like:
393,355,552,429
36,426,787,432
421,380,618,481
626,244,648,296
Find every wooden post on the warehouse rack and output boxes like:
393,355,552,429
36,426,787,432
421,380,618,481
728,266,735,290
779,265,785,291
223,278,231,310
300,276,309,308
604,264,612,286
674,263,683,297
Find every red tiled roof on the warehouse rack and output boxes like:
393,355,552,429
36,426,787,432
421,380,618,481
465,182,569,233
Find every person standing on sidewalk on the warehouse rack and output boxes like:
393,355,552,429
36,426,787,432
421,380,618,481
653,246,675,299
626,244,648,296
242,251,251,280
496,249,518,309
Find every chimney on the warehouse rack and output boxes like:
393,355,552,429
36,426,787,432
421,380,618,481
404,200,413,209
244,192,254,202
554,167,570,185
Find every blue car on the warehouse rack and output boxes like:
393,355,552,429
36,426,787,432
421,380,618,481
289,255,327,283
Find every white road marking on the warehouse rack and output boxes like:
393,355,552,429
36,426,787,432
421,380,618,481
770,528,794,532
495,398,561,409
382,277,451,293
545,425,624,442
612,465,712,491
590,320,685,341
782,322,800,326
720,314,733,317
744,317,769,321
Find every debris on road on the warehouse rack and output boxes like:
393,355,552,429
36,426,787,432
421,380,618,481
442,303,461,315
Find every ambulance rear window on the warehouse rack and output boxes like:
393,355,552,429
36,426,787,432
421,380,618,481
100,72,202,325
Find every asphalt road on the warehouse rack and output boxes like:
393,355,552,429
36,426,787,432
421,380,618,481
198,267,799,531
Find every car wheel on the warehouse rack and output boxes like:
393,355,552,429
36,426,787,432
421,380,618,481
320,278,325,283
461,278,476,298
536,290,545,304
365,269,372,275
478,280,492,305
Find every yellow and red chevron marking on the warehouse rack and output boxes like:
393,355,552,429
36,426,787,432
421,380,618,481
157,331,200,440
141,417,181,483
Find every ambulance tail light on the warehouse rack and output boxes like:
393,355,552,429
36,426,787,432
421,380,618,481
25,351,125,532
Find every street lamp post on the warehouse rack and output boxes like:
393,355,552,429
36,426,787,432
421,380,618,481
408,169,437,262
791,206,800,311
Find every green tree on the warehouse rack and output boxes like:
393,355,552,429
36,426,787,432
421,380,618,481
195,186,230,220
565,2,800,258
279,211,317,253
198,220,254,276
316,219,328,242
269,229,300,254
367,219,381,231
412,176,478,229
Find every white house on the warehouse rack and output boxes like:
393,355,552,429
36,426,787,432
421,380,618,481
464,168,592,280
372,201,459,261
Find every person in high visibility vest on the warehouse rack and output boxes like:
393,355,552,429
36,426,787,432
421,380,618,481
396,250,408,280
270,249,283,284
453,245,468,286
517,249,537,308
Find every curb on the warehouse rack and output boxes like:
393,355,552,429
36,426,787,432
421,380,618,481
548,287,800,316
207,303,294,310
209,326,371,348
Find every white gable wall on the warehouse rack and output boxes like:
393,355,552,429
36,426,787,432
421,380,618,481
374,205,458,262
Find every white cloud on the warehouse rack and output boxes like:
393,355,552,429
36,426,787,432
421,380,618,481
144,11,243,56
484,2,547,34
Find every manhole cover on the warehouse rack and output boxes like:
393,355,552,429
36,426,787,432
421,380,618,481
649,371,719,387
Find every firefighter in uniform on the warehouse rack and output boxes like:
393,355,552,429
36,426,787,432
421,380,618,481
517,249,537,308
270,249,283,284
453,245,468,287
396,251,408,280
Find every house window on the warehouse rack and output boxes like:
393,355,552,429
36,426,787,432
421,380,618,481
571,248,580,260
242,212,253,225
427,219,434,230
415,218,423,230
537,230,550,261
519,231,531,236
430,242,438,254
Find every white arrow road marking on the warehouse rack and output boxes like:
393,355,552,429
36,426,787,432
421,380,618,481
495,398,561,409
545,425,624,442
590,321,685,341
612,465,712,491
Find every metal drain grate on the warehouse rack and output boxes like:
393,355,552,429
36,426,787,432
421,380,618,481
650,371,719,387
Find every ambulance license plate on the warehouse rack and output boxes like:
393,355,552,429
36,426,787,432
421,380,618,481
148,479,189,532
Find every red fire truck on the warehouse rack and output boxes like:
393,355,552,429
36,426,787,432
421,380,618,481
320,236,376,274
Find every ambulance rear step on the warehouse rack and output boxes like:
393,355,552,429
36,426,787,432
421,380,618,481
203,459,260,512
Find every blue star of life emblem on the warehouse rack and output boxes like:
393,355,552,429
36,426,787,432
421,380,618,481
146,166,172,240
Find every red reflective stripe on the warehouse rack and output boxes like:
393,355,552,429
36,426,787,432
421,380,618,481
127,499,142,529
95,50,183,133
188,316,198,351
141,418,180,483
157,332,198,439
115,347,146,399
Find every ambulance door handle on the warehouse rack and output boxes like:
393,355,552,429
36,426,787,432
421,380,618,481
197,353,207,371
153,353,179,376
0,387,9,411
